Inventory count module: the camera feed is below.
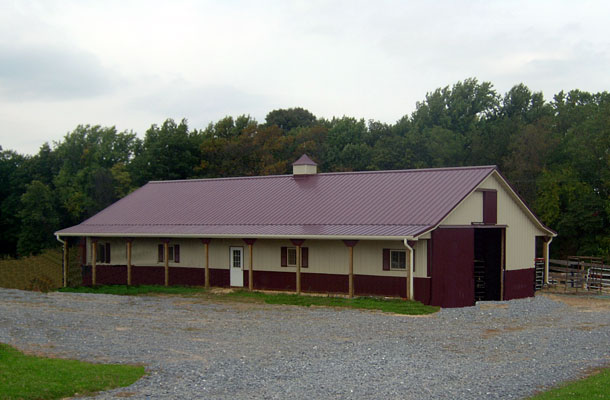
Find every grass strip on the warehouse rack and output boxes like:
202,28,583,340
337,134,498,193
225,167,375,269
529,366,610,399
58,285,439,315
226,290,439,315
0,343,144,400
59,284,201,295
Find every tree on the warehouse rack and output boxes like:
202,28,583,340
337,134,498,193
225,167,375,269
130,119,200,184
17,181,59,256
265,108,317,131
323,117,368,171
52,125,140,225
0,148,30,256
502,118,558,204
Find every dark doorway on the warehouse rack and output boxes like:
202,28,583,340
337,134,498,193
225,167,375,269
474,228,502,301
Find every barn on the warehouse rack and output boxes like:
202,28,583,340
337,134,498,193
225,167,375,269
55,155,556,308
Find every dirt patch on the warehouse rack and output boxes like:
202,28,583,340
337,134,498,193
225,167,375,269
542,293,610,312
479,303,508,310
114,392,137,398
482,325,526,338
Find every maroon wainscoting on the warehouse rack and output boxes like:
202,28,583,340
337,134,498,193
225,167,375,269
81,265,229,287
244,270,349,294
354,275,405,298
82,265,91,286
131,266,165,285
414,277,431,305
79,264,431,302
250,270,296,291
504,268,535,300
430,228,475,308
303,273,348,294
170,267,205,286
209,268,229,287
95,265,127,285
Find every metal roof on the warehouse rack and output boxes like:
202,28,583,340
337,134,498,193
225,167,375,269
57,166,498,239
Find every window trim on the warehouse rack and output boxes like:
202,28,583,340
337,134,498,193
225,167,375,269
287,247,297,267
157,244,181,264
95,242,111,264
281,246,308,268
389,249,407,270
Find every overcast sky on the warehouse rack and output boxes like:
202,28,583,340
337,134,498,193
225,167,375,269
1,0,609,155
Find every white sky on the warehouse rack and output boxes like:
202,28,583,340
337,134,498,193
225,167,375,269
1,0,609,155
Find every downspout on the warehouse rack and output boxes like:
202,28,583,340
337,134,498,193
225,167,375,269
544,237,553,286
55,234,66,288
403,238,416,301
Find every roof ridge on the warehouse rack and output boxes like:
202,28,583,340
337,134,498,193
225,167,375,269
149,165,498,184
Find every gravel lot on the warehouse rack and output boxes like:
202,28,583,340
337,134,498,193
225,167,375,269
1,288,609,399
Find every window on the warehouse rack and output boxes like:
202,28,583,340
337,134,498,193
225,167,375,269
287,247,297,267
95,242,111,263
390,250,406,270
281,247,309,268
157,244,181,263
232,248,242,268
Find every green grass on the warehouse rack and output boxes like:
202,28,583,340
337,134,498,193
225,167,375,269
226,290,439,315
0,343,145,400
57,285,439,315
59,284,202,295
529,366,610,399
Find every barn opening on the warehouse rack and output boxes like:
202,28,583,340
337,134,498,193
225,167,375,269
474,228,503,301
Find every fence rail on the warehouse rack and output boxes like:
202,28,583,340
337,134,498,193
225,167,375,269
547,258,610,294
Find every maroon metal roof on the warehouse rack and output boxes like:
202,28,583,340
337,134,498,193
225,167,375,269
292,154,317,166
57,166,497,238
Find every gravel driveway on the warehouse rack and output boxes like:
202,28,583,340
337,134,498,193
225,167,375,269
1,288,609,399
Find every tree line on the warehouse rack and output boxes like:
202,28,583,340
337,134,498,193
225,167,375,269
1,78,608,260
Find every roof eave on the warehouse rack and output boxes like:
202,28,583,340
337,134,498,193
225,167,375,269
54,231,421,241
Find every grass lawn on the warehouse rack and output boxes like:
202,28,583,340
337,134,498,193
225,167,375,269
226,289,439,315
58,285,439,315
529,366,610,399
0,343,145,400
59,284,201,296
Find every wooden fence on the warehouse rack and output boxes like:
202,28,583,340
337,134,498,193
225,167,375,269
548,258,610,294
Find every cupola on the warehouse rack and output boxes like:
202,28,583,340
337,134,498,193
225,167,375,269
292,154,317,176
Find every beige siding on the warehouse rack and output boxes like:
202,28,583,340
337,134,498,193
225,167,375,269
353,240,409,277
86,237,128,265
85,237,431,278
413,240,428,278
442,191,482,225
440,172,550,271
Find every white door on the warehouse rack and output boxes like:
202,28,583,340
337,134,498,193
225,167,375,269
230,247,244,287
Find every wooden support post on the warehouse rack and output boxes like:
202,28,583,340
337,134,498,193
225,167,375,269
290,239,305,295
62,239,69,288
243,239,256,291
542,238,548,285
201,239,210,289
126,239,133,286
205,243,210,288
296,245,301,294
164,240,169,287
500,228,506,301
248,243,254,291
343,240,358,298
91,239,97,286
348,246,354,298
